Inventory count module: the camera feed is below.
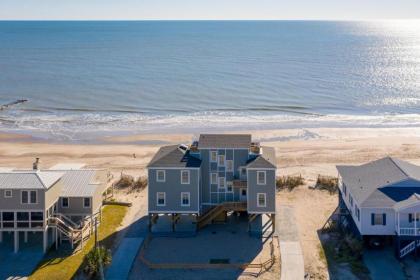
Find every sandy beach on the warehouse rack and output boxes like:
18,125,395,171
1,127,420,278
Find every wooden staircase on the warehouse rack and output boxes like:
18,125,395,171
400,240,420,259
197,202,247,229
48,214,94,251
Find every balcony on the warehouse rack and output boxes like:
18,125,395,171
397,227,420,236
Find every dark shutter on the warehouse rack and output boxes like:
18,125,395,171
371,213,374,225
383,213,386,225
409,213,413,223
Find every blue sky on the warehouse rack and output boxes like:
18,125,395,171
0,0,419,20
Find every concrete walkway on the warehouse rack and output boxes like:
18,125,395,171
106,237,144,280
276,205,305,280
105,197,149,280
364,249,405,280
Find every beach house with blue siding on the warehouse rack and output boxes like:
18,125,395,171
337,157,420,259
147,134,276,232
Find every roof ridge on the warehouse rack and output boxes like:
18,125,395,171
388,156,410,178
34,171,48,189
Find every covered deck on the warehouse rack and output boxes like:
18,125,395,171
395,194,420,237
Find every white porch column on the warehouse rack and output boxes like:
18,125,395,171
24,231,28,243
14,231,19,253
43,228,48,253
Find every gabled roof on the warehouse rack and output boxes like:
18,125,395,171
394,193,420,210
246,146,277,169
48,169,99,197
0,171,63,190
337,157,420,207
147,145,202,168
198,134,251,149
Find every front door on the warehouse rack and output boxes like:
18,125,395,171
240,188,247,202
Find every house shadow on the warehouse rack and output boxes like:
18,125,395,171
25,210,275,279
131,213,276,279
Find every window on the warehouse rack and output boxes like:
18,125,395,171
343,184,347,196
409,213,420,223
181,170,190,184
226,160,233,172
211,173,218,184
156,170,166,182
355,206,360,221
349,194,353,207
62,197,69,208
241,168,247,176
21,190,37,204
30,191,37,204
157,192,166,206
218,155,225,166
181,192,190,206
257,171,266,185
210,151,217,162
218,177,226,190
4,190,12,198
257,193,266,207
83,197,91,208
227,181,233,192
371,213,386,225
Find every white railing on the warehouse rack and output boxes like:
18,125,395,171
398,227,420,236
400,241,416,258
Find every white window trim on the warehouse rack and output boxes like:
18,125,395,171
83,197,91,208
62,197,70,208
226,181,233,193
156,170,166,182
218,177,226,190
257,193,267,207
218,155,226,167
4,190,12,198
181,192,191,207
157,192,166,206
211,173,218,184
226,160,233,172
210,151,218,162
181,170,190,184
257,171,266,185
21,190,37,205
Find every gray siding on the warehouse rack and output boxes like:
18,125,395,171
247,169,276,213
58,197,93,215
45,180,63,209
148,168,199,213
0,189,46,211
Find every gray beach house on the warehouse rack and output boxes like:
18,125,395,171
0,160,110,253
147,134,276,233
337,157,420,258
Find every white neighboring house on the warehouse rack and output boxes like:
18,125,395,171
337,157,420,259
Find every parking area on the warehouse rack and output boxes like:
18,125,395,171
130,214,279,279
0,232,46,279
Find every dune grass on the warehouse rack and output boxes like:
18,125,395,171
29,205,128,280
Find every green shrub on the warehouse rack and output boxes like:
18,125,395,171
114,174,134,189
276,175,305,191
84,246,112,279
316,175,338,194
133,176,148,191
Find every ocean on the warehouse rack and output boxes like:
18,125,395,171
0,20,419,141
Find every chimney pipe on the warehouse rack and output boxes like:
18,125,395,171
33,158,40,170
